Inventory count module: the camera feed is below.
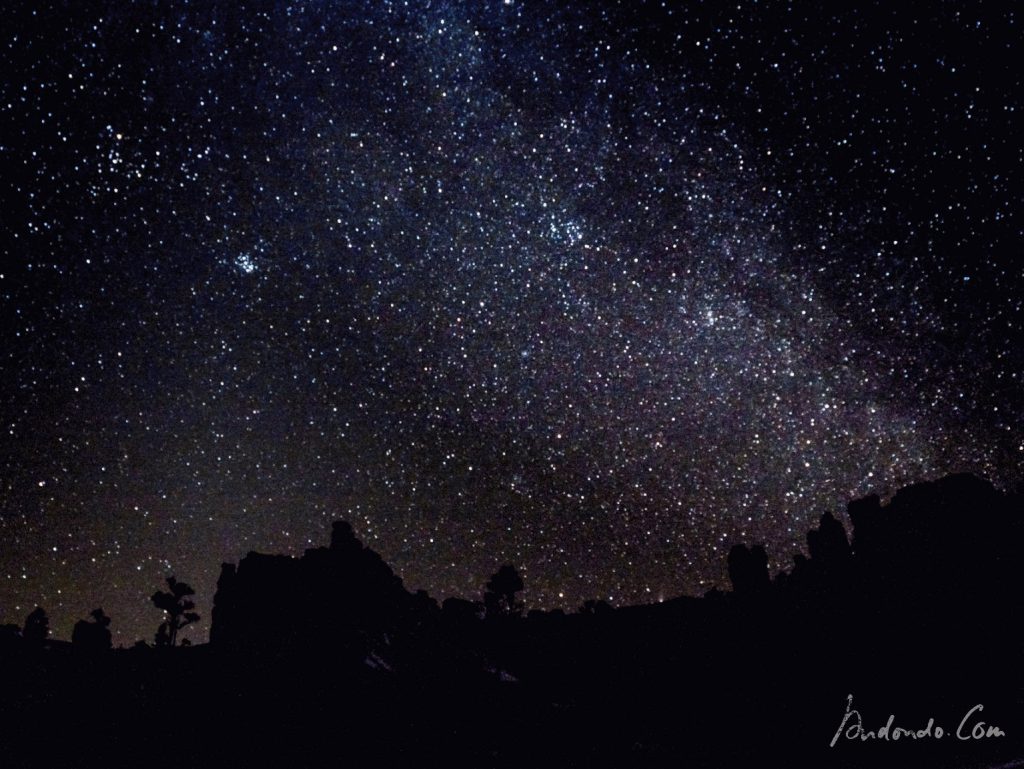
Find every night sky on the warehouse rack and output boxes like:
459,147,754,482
2,1,1021,644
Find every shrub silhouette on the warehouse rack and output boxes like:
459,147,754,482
72,608,112,652
579,599,612,615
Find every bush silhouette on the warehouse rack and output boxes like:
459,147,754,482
579,599,612,615
72,608,112,652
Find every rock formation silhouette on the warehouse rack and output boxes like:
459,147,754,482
3,473,1022,769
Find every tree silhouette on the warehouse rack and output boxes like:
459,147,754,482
72,608,113,652
151,576,200,647
154,622,170,647
483,564,524,618
22,606,49,646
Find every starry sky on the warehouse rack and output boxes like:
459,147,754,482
1,1,1021,644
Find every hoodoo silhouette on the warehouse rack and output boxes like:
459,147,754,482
2,473,1022,769
211,520,422,663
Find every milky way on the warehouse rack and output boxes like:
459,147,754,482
2,2,1021,642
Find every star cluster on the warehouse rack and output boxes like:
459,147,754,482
1,1,1021,643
